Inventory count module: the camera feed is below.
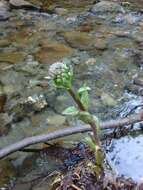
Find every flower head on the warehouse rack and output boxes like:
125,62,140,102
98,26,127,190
49,62,73,89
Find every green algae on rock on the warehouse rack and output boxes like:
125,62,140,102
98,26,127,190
35,41,73,64
64,31,94,50
9,29,40,49
0,39,11,47
0,52,25,64
64,31,108,50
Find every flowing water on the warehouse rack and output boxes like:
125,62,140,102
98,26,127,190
0,0,143,189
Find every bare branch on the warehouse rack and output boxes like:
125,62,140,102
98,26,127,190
0,111,143,159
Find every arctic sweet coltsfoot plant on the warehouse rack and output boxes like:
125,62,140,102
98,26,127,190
49,61,103,173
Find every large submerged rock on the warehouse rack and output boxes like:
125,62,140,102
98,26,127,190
64,31,108,50
9,0,40,10
64,31,94,50
91,1,125,14
35,41,73,64
0,52,25,64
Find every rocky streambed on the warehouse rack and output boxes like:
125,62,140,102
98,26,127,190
0,0,143,189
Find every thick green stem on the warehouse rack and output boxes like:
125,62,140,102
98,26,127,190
67,88,103,168
68,88,85,111
68,88,99,140
89,121,103,168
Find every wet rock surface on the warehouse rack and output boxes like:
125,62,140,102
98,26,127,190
9,0,40,10
0,52,25,64
0,159,16,186
0,93,6,112
90,1,125,14
0,0,143,188
0,113,12,136
64,31,95,50
0,0,10,21
35,41,73,64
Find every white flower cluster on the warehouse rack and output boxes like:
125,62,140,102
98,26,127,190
49,62,66,79
48,61,73,89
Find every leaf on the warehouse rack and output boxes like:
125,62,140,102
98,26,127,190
84,136,96,152
78,111,93,124
93,116,101,137
80,90,89,110
78,84,91,94
78,84,90,110
62,106,79,116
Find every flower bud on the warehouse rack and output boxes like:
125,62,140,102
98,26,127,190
49,62,73,89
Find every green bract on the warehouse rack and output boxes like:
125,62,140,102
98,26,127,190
49,62,73,89
93,116,101,137
78,84,91,110
78,111,94,124
62,106,79,116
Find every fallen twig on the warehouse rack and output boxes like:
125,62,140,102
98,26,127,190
0,111,143,159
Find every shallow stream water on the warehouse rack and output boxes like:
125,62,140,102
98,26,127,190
0,0,143,189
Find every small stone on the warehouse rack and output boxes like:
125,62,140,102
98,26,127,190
66,16,77,23
71,57,80,65
85,58,96,65
133,78,143,87
0,113,12,136
54,7,68,15
0,159,16,186
27,61,39,66
26,94,48,112
3,85,16,96
101,92,117,107
126,84,143,96
77,23,94,32
131,31,143,43
124,13,141,24
0,113,12,126
94,37,108,50
18,64,38,75
47,114,66,126
112,30,130,38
